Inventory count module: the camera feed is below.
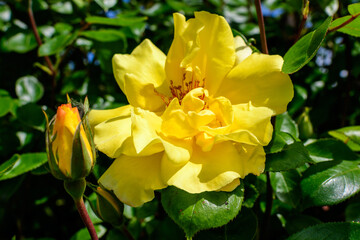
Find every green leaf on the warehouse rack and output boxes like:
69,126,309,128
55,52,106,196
0,153,47,181
16,103,46,131
161,183,244,238
0,30,37,53
266,142,312,171
80,30,126,42
95,0,117,11
38,34,74,56
328,126,360,151
0,95,13,117
301,160,360,207
0,175,25,203
345,202,360,222
287,222,360,240
285,214,322,235
349,3,360,15
330,16,360,37
282,17,332,74
194,207,258,240
275,112,299,138
305,139,358,163
70,224,107,240
15,75,44,103
288,85,308,115
270,170,301,208
50,1,73,14
85,16,147,27
266,131,295,154
243,183,259,208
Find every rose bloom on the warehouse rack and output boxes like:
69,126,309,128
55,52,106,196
89,11,293,207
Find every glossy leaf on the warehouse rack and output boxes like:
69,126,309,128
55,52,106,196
328,126,360,151
282,17,332,74
161,183,244,238
85,16,147,27
345,202,360,222
301,160,360,207
50,1,73,14
349,3,360,15
15,75,44,103
305,139,358,163
16,103,46,131
287,222,360,240
0,152,47,181
266,131,295,154
285,214,322,235
95,0,117,11
0,30,37,53
80,30,126,42
329,16,360,37
0,95,13,117
270,170,301,208
288,85,307,115
38,34,74,56
266,142,312,172
194,207,258,240
275,112,299,138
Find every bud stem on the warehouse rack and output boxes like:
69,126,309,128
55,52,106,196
75,197,99,240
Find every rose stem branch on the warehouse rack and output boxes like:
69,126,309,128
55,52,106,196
28,0,57,105
294,0,309,43
27,0,56,76
75,197,99,240
254,0,269,54
328,13,360,33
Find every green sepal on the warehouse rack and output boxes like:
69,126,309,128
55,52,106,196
44,110,67,180
88,183,124,228
70,120,93,179
64,178,86,201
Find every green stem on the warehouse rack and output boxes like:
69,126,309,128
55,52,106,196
75,197,99,240
254,0,269,54
328,13,360,33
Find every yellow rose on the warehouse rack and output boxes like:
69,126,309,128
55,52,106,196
89,11,293,207
45,102,94,180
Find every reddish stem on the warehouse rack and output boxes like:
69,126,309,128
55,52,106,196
75,198,99,240
328,13,360,33
254,0,269,54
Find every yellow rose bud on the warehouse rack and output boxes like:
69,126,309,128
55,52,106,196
45,100,95,181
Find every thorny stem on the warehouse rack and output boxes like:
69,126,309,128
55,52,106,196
328,13,360,33
75,197,99,240
254,0,269,54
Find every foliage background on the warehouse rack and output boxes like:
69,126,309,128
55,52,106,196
1,0,360,239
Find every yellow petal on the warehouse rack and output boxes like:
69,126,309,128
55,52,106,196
131,107,163,154
161,98,197,138
92,113,132,158
112,39,168,112
161,136,192,164
234,36,252,65
217,178,240,192
215,102,274,146
88,105,132,127
165,12,235,95
99,153,166,207
163,142,265,193
216,53,294,114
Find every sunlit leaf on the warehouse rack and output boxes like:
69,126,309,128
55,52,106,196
282,17,332,74
0,153,47,181
15,75,44,103
287,222,360,240
301,160,360,207
271,170,301,208
161,183,244,238
38,34,74,56
80,30,126,42
85,16,147,27
328,126,360,151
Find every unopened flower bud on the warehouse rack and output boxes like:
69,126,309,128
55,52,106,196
44,97,95,181
297,107,314,140
92,185,124,227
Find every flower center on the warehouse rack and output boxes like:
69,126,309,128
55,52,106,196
155,67,205,106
